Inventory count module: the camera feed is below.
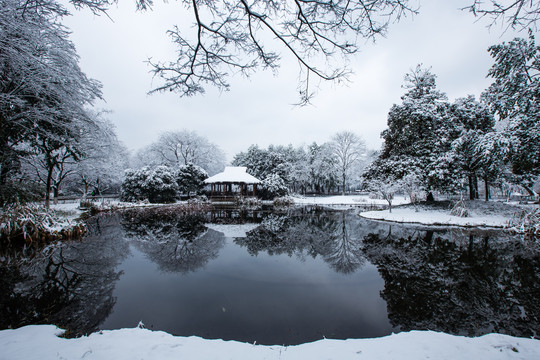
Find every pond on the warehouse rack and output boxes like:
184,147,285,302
1,206,539,345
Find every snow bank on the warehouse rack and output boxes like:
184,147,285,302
360,207,510,228
292,195,409,207
1,325,539,360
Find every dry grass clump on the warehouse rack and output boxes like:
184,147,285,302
0,204,86,245
507,208,540,237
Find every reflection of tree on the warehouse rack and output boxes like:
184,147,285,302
323,212,365,274
122,208,225,273
0,214,128,336
235,208,367,274
363,229,540,339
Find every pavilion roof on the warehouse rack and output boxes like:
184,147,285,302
204,166,262,184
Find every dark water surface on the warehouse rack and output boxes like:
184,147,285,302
1,206,539,345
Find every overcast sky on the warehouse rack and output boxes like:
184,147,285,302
63,0,534,161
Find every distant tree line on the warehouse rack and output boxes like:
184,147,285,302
231,131,370,197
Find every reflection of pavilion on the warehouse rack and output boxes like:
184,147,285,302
207,207,264,224
204,167,262,200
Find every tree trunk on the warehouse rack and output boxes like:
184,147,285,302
484,177,490,201
45,166,53,209
469,174,479,200
53,185,59,205
522,185,535,197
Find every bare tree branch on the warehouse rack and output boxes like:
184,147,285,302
147,0,418,105
463,0,540,31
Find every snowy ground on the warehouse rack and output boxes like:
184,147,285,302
1,325,539,360
292,194,409,207
359,200,530,229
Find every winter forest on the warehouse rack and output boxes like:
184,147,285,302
1,4,539,207
1,0,540,358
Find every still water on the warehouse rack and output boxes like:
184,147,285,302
1,206,538,345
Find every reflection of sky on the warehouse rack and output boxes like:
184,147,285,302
204,223,261,238
101,234,392,345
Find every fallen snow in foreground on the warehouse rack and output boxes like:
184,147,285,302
292,195,409,207
360,207,511,228
1,326,539,360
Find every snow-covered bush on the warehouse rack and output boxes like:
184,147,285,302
176,163,208,197
450,200,469,217
367,179,400,213
273,196,295,207
508,209,540,237
120,166,178,203
120,167,151,202
260,173,288,200
145,166,178,203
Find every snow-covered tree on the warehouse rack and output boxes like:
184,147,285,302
365,65,461,199
120,167,152,202
367,178,400,212
121,166,179,203
329,131,367,195
449,95,496,200
260,173,288,200
148,130,225,176
176,163,208,197
145,166,178,203
482,32,540,196
232,145,289,182
307,142,339,194
0,0,101,206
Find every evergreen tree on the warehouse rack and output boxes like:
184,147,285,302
482,32,540,195
449,95,496,200
176,163,208,197
366,65,460,199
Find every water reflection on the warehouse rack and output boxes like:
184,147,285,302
0,207,538,343
0,214,128,336
363,227,540,339
121,208,225,273
236,209,366,273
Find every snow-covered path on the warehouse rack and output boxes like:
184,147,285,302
1,325,539,360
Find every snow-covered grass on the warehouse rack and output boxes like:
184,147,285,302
1,325,539,360
359,200,532,229
0,203,86,243
292,194,410,207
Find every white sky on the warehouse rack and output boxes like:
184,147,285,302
63,0,534,161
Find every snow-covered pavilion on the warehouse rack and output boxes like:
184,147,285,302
204,166,262,198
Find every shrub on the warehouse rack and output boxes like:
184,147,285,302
259,173,288,200
450,200,469,217
120,167,151,202
508,208,540,236
120,166,178,203
145,166,178,203
176,163,208,197
273,196,295,207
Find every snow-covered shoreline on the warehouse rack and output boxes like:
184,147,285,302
1,325,539,360
359,207,511,229
291,194,409,207
359,201,536,230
